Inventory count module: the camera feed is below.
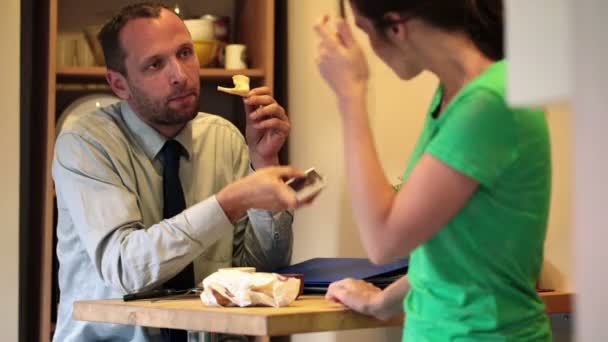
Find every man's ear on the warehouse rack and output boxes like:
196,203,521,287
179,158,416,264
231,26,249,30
383,12,408,42
106,70,130,100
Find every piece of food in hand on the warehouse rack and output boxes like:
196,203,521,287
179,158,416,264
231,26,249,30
200,269,300,308
217,74,250,96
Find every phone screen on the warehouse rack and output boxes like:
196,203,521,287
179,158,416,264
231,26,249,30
286,168,326,201
288,174,315,192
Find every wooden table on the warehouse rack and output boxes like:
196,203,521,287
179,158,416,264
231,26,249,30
73,292,572,341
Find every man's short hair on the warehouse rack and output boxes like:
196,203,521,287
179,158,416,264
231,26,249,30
97,2,172,75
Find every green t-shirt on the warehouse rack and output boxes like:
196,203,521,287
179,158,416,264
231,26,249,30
403,60,552,341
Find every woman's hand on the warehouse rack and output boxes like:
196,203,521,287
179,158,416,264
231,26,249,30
326,278,391,320
326,275,410,321
314,16,369,104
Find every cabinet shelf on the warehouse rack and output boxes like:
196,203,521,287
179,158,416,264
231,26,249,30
56,66,266,81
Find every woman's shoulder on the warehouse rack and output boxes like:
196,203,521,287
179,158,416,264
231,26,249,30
461,60,508,104
451,60,546,118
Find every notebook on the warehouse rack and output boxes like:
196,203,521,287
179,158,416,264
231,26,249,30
275,257,408,294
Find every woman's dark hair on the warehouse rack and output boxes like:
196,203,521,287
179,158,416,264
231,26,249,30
348,0,504,60
97,2,171,75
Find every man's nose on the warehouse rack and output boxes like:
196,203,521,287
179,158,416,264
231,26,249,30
168,58,188,86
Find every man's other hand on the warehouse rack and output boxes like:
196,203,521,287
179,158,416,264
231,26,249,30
243,87,290,169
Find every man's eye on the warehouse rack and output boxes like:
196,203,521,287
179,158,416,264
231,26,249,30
147,60,163,70
179,48,193,59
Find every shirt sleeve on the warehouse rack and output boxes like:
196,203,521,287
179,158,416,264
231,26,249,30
229,143,294,272
426,89,519,187
53,132,235,294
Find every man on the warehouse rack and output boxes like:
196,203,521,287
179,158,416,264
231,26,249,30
52,3,306,341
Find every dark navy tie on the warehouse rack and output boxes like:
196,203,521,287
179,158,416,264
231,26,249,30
160,140,194,342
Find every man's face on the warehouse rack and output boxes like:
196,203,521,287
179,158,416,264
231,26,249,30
119,9,200,130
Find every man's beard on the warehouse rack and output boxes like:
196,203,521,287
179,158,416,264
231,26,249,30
130,84,199,126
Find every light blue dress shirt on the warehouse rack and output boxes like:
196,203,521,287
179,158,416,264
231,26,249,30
51,102,293,341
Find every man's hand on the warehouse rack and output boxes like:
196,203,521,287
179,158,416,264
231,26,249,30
216,166,306,222
244,87,290,169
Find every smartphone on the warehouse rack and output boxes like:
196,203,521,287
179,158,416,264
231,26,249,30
285,168,326,202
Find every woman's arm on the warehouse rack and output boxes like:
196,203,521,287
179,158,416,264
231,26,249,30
325,275,411,321
315,17,478,263
341,113,478,263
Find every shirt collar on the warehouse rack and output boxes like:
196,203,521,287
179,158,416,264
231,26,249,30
121,101,193,161
174,121,193,160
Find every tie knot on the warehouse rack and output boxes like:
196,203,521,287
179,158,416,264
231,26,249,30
161,140,183,166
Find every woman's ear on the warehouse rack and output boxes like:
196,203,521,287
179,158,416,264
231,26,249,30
383,12,407,41
106,70,130,100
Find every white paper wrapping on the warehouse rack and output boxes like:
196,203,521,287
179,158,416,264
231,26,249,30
200,269,300,308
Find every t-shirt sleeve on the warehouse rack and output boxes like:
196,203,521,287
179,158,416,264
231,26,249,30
426,89,518,187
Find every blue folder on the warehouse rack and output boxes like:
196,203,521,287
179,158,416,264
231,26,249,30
275,257,408,293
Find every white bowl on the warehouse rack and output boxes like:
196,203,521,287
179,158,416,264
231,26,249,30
183,19,214,41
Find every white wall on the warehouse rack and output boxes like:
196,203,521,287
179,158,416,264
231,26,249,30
571,1,608,340
505,0,571,106
0,0,20,340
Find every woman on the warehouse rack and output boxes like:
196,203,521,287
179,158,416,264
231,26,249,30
314,0,551,340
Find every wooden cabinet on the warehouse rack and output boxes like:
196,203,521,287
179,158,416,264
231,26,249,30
35,0,277,340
